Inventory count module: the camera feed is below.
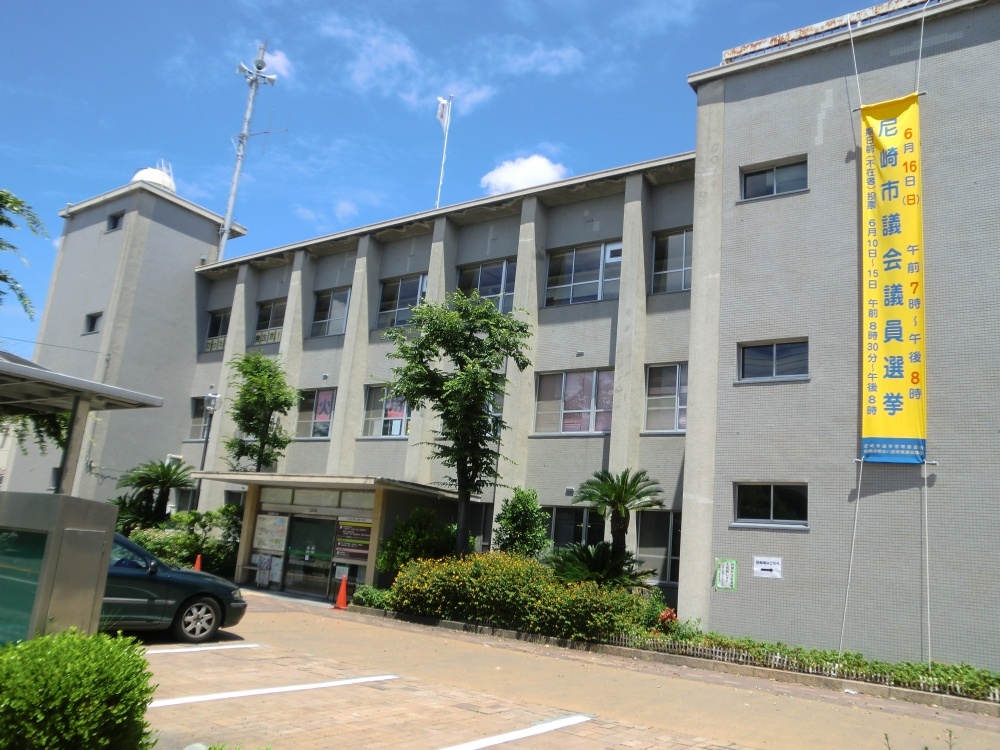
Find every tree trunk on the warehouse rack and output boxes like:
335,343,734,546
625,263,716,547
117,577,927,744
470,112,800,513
454,457,471,555
610,509,629,558
153,488,170,523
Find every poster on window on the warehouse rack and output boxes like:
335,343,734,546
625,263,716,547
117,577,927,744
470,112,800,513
252,514,289,552
859,92,927,464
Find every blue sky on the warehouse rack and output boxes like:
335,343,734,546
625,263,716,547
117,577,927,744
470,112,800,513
1,0,865,360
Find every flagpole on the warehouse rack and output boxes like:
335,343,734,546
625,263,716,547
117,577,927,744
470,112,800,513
435,95,453,209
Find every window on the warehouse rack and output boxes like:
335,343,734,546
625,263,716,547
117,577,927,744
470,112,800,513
742,161,808,200
378,274,427,328
83,312,102,334
458,259,516,313
543,506,605,548
652,229,693,293
106,212,124,232
363,386,411,437
297,389,335,438
740,341,808,380
174,489,197,513
311,288,350,337
735,484,808,525
535,370,614,433
205,309,230,352
637,510,682,585
545,241,621,306
645,364,688,431
189,398,209,440
254,299,286,345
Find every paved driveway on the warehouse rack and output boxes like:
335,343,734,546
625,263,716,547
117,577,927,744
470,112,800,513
142,591,1000,750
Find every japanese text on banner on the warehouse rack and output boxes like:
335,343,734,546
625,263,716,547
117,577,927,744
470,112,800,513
860,93,926,464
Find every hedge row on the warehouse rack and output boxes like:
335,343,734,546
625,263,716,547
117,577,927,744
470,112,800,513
384,552,662,642
0,631,156,750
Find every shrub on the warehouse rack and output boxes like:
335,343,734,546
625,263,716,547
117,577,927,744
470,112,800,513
546,541,658,588
391,552,658,641
351,584,394,610
128,505,241,578
375,507,470,578
493,487,550,558
0,631,155,750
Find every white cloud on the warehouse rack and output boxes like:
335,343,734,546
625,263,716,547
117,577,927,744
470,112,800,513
480,155,569,196
487,38,584,76
263,49,293,78
319,14,422,97
294,205,320,222
334,200,358,222
613,0,698,37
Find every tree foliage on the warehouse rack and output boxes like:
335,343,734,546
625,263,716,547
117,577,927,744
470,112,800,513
573,468,664,557
493,487,550,558
0,189,47,318
223,351,298,471
383,290,532,554
116,459,194,524
0,412,68,455
546,541,658,588
374,507,468,578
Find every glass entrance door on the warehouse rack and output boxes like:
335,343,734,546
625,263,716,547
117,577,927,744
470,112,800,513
283,517,336,597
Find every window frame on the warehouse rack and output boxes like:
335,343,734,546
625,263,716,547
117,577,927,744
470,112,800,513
652,228,693,294
636,509,682,585
544,241,622,307
362,385,411,437
542,506,606,548
644,363,688,432
741,159,808,200
106,212,124,232
734,483,808,527
205,308,230,352
83,312,102,335
310,287,351,337
253,298,287,345
738,340,809,382
377,273,427,329
188,398,209,441
457,258,517,313
534,369,614,434
296,388,336,439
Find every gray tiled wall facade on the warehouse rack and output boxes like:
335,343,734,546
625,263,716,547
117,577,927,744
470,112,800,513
699,1,1000,668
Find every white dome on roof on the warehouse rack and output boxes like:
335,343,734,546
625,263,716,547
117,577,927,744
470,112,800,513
131,160,176,193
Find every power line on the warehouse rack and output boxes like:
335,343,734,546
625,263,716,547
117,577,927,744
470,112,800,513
0,335,101,355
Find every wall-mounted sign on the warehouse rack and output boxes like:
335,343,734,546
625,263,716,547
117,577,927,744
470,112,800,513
753,556,782,579
252,514,289,553
714,558,737,590
334,520,372,562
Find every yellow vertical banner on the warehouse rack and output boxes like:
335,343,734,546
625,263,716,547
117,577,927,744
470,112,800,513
860,93,926,463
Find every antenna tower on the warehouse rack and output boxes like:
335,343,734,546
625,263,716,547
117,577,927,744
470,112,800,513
218,41,276,261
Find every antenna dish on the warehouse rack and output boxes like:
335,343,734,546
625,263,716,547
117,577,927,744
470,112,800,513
131,159,175,193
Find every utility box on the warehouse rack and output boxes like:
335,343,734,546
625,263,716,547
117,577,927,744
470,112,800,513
0,493,116,644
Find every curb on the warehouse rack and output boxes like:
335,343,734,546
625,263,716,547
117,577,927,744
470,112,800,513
346,604,1000,718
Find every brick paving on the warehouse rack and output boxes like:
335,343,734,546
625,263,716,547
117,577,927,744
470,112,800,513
139,591,1000,750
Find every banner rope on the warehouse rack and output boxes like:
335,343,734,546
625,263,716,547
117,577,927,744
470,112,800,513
847,14,864,108
915,0,934,93
840,457,866,656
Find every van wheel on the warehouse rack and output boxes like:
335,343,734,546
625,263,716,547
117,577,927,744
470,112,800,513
173,597,221,643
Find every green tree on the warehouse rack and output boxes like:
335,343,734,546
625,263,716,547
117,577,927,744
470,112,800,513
383,290,532,554
493,487,550,558
223,351,298,471
116,459,195,524
573,468,664,558
1,189,47,318
374,507,465,578
1,411,68,455
546,541,658,588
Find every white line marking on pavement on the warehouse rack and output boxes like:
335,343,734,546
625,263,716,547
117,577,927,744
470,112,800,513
436,714,592,750
149,674,398,708
146,643,261,655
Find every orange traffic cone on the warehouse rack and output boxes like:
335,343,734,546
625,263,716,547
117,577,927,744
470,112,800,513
193,554,202,571
332,575,348,610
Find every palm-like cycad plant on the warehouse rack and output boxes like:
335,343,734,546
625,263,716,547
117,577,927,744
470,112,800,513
116,460,194,524
573,468,663,557
547,541,658,588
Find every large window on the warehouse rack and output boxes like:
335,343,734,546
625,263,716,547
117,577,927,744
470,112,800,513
652,229,692,293
205,309,230,352
297,389,335,438
740,341,808,380
742,160,808,200
542,506,605,548
735,484,808,525
545,242,621,306
535,370,614,433
311,288,350,337
458,258,516,313
645,364,688,432
254,299,286,345
637,510,681,585
378,274,427,328
363,386,411,437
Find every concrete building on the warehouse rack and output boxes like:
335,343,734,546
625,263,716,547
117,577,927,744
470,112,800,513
4,0,999,669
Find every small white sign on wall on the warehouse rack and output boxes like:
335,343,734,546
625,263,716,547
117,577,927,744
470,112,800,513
753,556,782,579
